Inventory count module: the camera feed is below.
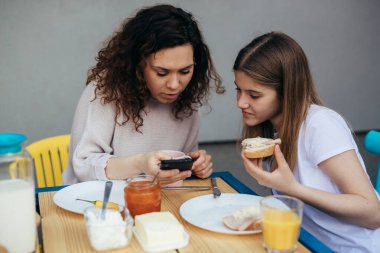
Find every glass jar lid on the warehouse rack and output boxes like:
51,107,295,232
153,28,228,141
0,133,27,155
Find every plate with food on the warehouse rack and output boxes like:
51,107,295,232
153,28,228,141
179,193,263,235
53,180,126,214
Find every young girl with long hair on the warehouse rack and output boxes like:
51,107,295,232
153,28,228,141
234,31,380,252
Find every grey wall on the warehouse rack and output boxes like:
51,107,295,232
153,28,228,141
1,0,380,144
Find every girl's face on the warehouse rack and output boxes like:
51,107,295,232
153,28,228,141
143,44,194,103
234,71,282,129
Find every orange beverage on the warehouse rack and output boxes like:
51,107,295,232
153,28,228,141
260,195,303,252
262,210,301,251
124,175,161,217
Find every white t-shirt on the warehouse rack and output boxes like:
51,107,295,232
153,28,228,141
62,83,199,184
288,104,380,253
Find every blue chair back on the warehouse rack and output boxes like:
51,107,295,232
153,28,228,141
364,130,380,193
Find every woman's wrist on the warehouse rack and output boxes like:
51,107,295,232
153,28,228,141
286,181,305,199
134,153,148,174
106,155,145,179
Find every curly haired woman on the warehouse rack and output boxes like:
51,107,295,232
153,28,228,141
62,4,224,185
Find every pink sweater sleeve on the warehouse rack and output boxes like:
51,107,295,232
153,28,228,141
63,83,116,184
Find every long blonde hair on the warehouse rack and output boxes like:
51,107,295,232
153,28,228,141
233,32,323,170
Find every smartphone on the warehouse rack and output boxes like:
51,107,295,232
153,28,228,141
160,158,194,171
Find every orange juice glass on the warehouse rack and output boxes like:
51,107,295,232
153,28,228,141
124,174,161,218
260,195,303,253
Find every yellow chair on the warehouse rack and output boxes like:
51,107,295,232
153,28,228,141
26,134,70,187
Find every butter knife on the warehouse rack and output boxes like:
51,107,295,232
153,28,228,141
162,186,211,190
211,178,221,198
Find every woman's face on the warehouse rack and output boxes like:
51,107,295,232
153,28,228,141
234,70,282,129
143,44,194,103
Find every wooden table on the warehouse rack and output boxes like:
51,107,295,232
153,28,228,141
37,172,327,253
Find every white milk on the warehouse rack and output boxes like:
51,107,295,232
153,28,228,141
0,179,36,253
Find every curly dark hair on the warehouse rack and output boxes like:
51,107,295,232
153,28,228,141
87,4,224,132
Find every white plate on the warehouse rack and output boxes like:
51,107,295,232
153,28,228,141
133,227,189,252
53,180,126,214
179,193,263,235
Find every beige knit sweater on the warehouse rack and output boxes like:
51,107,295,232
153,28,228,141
62,83,199,184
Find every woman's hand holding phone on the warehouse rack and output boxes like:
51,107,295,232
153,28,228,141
188,150,213,178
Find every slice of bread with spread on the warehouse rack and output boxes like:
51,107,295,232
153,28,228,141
242,137,281,159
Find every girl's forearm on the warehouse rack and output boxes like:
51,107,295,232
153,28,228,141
105,155,145,180
289,183,380,229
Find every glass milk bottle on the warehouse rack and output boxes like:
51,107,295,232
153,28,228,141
0,133,36,253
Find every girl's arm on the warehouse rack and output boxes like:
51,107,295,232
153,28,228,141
105,151,192,184
70,84,191,184
242,146,380,229
290,149,380,229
